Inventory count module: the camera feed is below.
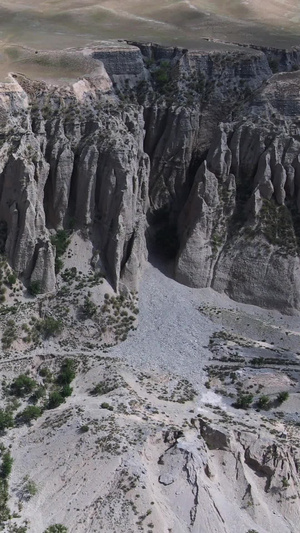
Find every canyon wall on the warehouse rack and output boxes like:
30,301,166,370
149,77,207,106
0,41,300,312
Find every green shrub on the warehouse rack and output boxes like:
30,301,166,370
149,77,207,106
36,317,63,339
101,402,113,411
31,386,46,402
55,257,64,274
6,273,17,288
28,280,41,296
17,406,42,423
153,60,171,85
257,395,271,410
0,451,13,479
39,367,53,382
2,321,17,349
0,409,14,431
6,524,28,532
47,392,65,410
56,359,76,385
50,230,70,256
80,425,89,433
234,393,253,409
10,375,37,397
61,384,73,398
90,381,116,396
281,477,290,488
277,391,289,404
0,445,12,523
81,296,97,319
6,398,20,412
51,230,70,273
43,526,68,533
22,476,38,498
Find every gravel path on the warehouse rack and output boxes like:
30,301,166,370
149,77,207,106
110,262,217,390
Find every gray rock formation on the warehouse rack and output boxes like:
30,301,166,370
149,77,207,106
174,70,300,314
156,420,300,532
0,68,149,293
0,41,299,312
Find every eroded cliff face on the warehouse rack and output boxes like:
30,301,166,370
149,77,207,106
0,41,300,312
175,72,300,313
0,63,149,293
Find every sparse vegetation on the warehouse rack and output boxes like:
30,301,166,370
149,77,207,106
60,384,73,398
260,200,297,255
17,406,42,423
90,381,117,396
277,391,289,404
56,359,76,385
257,395,271,410
10,375,37,398
51,230,70,273
43,526,68,533
47,391,65,410
36,317,63,339
31,386,46,403
20,476,38,499
28,280,41,296
281,477,290,489
0,409,14,432
0,446,13,525
39,367,53,382
2,320,17,350
234,393,253,409
0,450,13,479
101,402,114,411
81,296,97,319
153,60,171,85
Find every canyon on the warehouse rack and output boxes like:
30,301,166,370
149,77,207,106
0,41,299,312
0,36,299,533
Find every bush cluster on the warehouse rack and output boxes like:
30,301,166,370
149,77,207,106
47,359,76,410
51,230,70,273
10,375,37,398
36,316,63,339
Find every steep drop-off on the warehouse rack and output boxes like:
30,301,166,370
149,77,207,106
1,41,300,312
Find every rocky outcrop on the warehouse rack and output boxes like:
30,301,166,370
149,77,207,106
175,71,300,313
0,41,299,311
0,70,149,292
155,420,300,532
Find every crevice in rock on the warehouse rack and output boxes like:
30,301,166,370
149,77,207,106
147,206,180,263
0,163,7,206
67,152,79,226
43,163,54,229
0,221,7,254
25,239,41,284
143,106,169,162
182,451,199,526
244,446,274,493
120,231,135,276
